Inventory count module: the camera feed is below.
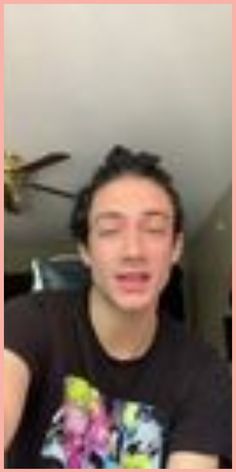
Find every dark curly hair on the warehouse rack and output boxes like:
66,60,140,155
70,145,184,246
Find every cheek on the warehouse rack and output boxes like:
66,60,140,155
88,240,117,273
149,241,175,272
149,238,173,258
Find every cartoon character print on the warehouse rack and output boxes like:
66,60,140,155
63,377,111,467
41,375,164,468
119,403,163,468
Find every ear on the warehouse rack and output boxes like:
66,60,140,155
171,232,184,265
77,243,91,268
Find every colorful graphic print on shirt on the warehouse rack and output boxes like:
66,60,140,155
41,375,165,468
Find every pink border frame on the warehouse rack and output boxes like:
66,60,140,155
2,2,234,471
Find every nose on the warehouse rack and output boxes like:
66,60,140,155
121,228,145,260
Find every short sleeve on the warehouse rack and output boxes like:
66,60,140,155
168,342,232,462
4,293,49,375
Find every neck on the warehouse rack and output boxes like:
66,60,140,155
89,286,159,361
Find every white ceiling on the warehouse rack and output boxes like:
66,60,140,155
4,4,232,264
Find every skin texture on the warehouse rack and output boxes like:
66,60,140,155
5,175,218,467
4,349,31,450
82,176,183,316
80,175,183,360
166,451,218,468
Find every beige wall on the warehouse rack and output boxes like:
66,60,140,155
186,185,231,358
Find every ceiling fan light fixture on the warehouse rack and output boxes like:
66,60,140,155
4,151,24,171
4,182,22,213
4,149,73,214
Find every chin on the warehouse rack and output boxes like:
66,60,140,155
111,293,155,314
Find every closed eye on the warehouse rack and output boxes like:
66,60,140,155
97,228,121,236
145,227,167,234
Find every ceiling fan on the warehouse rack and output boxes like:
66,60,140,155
4,151,75,214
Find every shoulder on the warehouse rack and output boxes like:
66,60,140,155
4,290,82,369
163,321,231,463
160,317,231,394
5,289,79,319
163,317,224,364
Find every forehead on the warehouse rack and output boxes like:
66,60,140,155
90,175,174,219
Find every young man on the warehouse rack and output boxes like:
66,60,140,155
4,146,231,468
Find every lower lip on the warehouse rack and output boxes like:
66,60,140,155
115,276,150,293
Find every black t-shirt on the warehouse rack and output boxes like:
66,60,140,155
5,287,231,468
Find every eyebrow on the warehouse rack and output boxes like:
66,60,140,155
93,210,172,224
141,210,172,220
93,211,124,225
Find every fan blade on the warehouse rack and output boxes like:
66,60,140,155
26,182,75,199
20,152,71,173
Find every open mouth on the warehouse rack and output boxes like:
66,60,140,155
115,272,151,292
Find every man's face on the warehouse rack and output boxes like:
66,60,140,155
80,175,183,313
